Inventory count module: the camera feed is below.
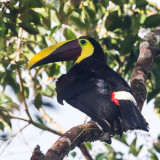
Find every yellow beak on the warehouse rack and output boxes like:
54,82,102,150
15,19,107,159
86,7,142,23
28,39,81,71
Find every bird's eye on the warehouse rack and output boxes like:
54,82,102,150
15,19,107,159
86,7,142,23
80,40,87,45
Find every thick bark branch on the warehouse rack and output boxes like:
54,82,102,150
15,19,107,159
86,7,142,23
30,27,160,160
45,123,103,160
130,26,160,110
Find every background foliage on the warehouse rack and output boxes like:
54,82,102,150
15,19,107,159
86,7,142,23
0,0,160,159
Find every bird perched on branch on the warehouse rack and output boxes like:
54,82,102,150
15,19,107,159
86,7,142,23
28,36,148,142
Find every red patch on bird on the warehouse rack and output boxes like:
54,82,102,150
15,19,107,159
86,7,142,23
111,92,119,105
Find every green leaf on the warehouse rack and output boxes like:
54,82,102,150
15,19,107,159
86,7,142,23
120,35,137,54
0,37,6,51
42,15,51,29
0,121,4,131
66,61,74,72
122,15,132,29
83,2,96,20
147,89,160,103
153,142,160,153
5,23,18,36
0,101,19,111
30,10,41,25
36,115,45,125
151,153,159,160
63,28,77,40
19,22,39,35
26,43,36,53
104,143,113,151
96,4,105,19
103,36,112,49
3,72,20,94
102,0,109,7
50,0,60,12
17,92,23,103
129,137,143,157
24,86,29,98
111,0,124,6
144,14,160,28
70,12,85,29
0,92,12,103
50,25,61,37
0,112,11,129
70,0,81,8
84,142,92,150
34,94,42,109
95,153,107,160
105,10,122,31
148,148,153,153
114,134,128,146
46,63,60,76
19,9,40,25
0,22,5,36
70,151,77,157
42,97,55,108
136,0,148,8
20,0,44,9
129,137,137,155
40,83,55,97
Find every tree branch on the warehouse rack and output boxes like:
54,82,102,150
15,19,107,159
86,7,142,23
130,26,160,110
79,144,93,160
39,107,66,135
16,27,33,121
45,123,103,160
9,113,63,136
0,124,29,156
30,27,160,160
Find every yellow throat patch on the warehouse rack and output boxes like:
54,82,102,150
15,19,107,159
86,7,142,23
75,39,94,64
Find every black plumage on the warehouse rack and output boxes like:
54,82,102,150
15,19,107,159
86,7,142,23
56,37,148,138
28,36,149,141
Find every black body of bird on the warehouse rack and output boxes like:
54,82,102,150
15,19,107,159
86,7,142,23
28,36,149,142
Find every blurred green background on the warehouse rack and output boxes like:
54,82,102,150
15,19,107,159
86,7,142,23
0,0,160,159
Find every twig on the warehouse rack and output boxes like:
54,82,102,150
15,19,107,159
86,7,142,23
8,113,29,122
31,121,62,136
9,113,63,136
15,27,32,121
34,67,45,78
79,144,93,160
11,124,30,139
39,107,66,134
0,124,29,155
0,139,13,156
16,69,33,121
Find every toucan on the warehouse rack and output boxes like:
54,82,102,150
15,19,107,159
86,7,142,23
28,36,148,142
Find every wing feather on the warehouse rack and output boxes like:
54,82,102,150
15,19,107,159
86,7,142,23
56,59,148,133
56,72,122,132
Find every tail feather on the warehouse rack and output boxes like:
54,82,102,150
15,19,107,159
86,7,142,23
118,100,149,132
